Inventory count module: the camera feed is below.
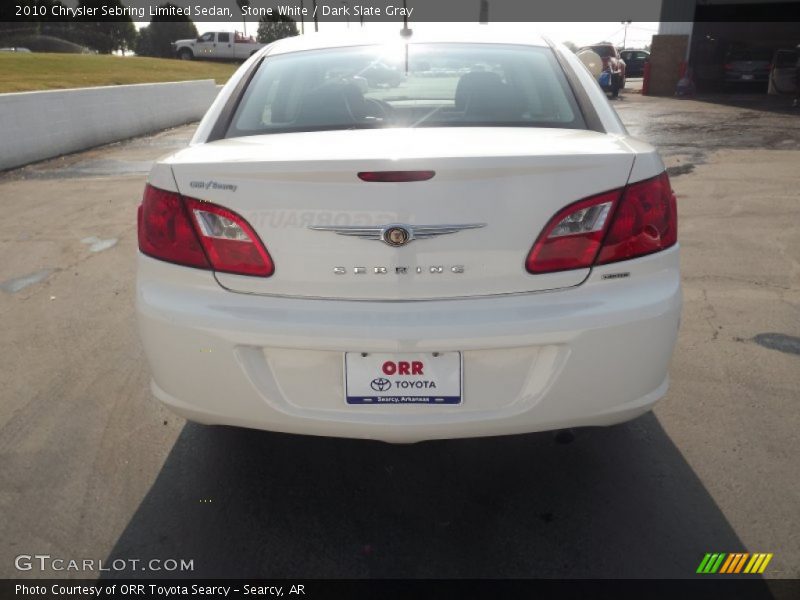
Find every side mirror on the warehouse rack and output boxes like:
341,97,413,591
197,37,204,43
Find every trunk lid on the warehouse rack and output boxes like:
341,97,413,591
168,127,635,300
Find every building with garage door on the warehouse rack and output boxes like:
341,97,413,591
648,0,800,94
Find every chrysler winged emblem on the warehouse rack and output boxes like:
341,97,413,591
308,223,486,247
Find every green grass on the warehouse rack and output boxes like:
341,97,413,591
0,53,238,93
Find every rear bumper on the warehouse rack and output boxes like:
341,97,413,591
723,72,769,82
137,247,681,443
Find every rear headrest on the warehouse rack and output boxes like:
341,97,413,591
454,71,505,111
296,81,367,127
455,71,524,121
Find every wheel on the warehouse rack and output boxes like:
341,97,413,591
178,48,193,61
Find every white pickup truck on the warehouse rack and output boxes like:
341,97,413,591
173,31,264,61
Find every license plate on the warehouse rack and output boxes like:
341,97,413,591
344,352,462,405
742,74,754,80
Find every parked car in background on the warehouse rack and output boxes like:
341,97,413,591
723,47,773,86
579,42,626,97
173,31,264,61
768,48,799,95
620,49,650,77
137,30,680,443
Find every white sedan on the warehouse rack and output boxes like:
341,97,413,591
137,27,681,443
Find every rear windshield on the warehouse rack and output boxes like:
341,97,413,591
727,49,773,61
622,51,648,60
226,43,585,137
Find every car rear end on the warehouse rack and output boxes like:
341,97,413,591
621,50,648,77
724,48,773,84
769,49,799,94
136,34,681,442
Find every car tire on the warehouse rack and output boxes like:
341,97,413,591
178,49,193,61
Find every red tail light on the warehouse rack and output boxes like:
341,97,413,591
526,172,677,274
596,172,677,265
138,185,274,277
358,171,435,182
526,190,621,273
138,185,209,270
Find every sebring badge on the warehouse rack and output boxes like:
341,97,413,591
333,265,465,275
308,222,486,247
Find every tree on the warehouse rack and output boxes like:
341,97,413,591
71,0,136,53
0,1,66,41
135,26,155,57
0,0,136,53
135,3,198,58
563,41,579,53
257,14,298,45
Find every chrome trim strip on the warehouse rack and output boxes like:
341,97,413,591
309,222,486,244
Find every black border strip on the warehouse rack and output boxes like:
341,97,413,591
3,578,795,600
3,1,800,23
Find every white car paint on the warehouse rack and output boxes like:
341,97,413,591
169,128,640,300
137,29,681,442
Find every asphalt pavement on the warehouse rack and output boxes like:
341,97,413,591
1,87,798,584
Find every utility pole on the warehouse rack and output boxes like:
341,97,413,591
621,21,632,49
479,0,489,24
313,0,318,32
300,0,305,34
236,0,251,37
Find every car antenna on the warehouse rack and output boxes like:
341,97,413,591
399,0,411,74
400,0,412,38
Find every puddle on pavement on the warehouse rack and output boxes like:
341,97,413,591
0,269,53,293
81,236,118,252
753,333,800,356
28,159,154,180
1,126,193,181
667,163,696,177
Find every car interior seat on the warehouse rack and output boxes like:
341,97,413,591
295,81,368,127
454,71,525,121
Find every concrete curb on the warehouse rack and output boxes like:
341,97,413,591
0,79,219,172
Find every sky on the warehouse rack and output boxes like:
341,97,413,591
134,21,659,49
